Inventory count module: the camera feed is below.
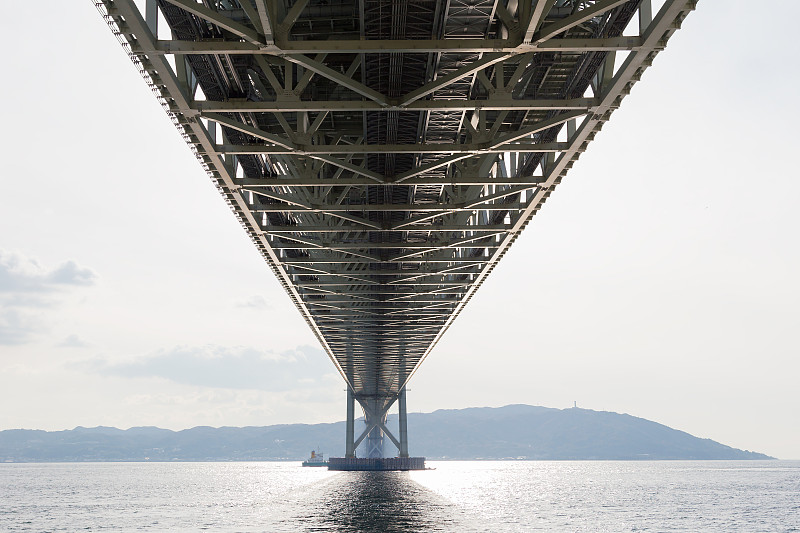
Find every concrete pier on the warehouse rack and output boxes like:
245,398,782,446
328,457,426,471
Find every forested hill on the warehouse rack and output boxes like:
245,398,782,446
0,405,773,462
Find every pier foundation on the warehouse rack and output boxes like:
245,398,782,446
333,386,424,471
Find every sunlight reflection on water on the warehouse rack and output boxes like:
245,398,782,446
1,460,797,532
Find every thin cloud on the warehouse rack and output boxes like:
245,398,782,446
234,295,271,309
0,250,97,293
0,250,97,345
71,345,337,392
57,334,90,348
45,260,96,287
0,309,40,346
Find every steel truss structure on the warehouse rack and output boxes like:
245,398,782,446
94,0,696,457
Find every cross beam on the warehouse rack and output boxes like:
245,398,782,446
148,36,644,55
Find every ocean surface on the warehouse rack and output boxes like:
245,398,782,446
1,461,798,532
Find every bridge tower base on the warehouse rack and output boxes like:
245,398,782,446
328,456,425,471
332,386,425,471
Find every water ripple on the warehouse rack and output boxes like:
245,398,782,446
0,461,797,532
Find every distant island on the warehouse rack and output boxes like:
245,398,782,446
0,405,773,462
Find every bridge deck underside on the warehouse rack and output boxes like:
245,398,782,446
96,0,696,414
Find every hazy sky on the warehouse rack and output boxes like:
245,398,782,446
1,2,798,459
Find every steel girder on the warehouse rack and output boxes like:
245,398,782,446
94,0,697,417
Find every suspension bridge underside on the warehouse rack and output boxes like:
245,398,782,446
95,0,696,465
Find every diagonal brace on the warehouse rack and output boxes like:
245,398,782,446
284,55,388,105
532,0,629,43
399,53,511,106
353,401,402,451
161,0,262,44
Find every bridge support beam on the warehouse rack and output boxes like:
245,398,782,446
364,399,386,458
334,391,424,470
345,388,355,458
366,420,384,458
398,387,409,458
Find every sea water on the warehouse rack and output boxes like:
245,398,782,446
1,461,798,532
